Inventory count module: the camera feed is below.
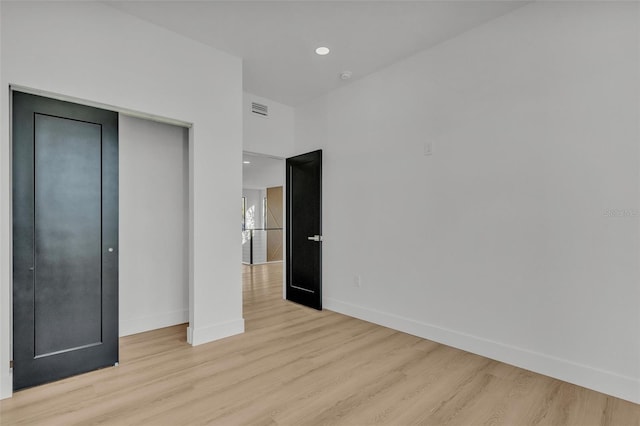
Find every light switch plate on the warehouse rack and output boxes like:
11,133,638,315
424,141,434,156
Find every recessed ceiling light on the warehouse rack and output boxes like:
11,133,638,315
315,47,330,56
243,160,251,164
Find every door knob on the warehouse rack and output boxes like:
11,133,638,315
307,235,323,242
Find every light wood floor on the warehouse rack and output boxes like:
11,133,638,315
1,263,638,425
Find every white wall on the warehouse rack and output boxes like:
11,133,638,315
119,115,189,337
296,2,640,403
243,92,294,158
1,1,243,398
242,156,285,190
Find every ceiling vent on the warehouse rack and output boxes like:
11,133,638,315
251,102,268,117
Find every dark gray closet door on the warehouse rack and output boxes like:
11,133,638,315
12,92,118,391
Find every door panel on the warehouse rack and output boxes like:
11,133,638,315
35,114,103,356
13,92,119,390
286,150,322,310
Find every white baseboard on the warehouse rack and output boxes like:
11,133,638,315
324,297,640,404
119,309,189,337
187,318,245,346
0,370,11,400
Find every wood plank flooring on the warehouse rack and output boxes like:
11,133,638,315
1,262,639,425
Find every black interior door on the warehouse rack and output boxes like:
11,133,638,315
12,92,118,391
286,150,322,310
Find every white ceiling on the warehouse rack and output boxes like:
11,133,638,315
106,1,529,106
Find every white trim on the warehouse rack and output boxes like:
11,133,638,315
324,297,640,404
0,371,11,400
187,318,245,346
10,85,192,128
119,310,189,337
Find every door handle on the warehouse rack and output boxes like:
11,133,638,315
307,235,323,242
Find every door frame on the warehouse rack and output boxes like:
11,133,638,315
6,85,194,395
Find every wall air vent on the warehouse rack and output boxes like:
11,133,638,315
251,102,268,117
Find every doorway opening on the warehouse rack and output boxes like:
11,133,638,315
241,152,285,327
118,115,190,338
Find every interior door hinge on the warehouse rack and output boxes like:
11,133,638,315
9,360,14,369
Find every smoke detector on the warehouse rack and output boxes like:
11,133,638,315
340,71,352,80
